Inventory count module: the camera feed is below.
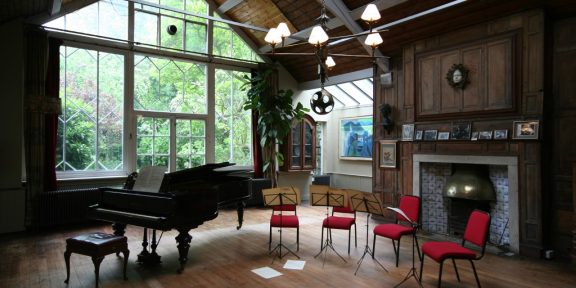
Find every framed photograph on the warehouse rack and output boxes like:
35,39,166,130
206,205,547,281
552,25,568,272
423,130,438,141
451,121,472,140
402,124,415,141
438,132,450,140
478,131,493,140
339,116,373,160
471,132,479,141
415,130,423,141
379,140,397,168
494,129,508,140
512,120,539,140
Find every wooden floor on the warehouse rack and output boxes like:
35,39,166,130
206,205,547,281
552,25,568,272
1,203,575,288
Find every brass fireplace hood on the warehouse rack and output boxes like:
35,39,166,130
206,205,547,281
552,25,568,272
443,164,496,201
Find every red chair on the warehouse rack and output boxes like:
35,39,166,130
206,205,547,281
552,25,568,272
321,204,357,254
372,195,421,267
419,209,491,287
269,204,300,251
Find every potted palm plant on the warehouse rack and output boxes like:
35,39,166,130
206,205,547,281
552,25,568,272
242,67,308,187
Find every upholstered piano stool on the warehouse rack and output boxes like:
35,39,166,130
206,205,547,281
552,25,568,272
64,232,129,288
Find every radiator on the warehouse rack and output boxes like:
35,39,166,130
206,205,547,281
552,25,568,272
39,188,102,227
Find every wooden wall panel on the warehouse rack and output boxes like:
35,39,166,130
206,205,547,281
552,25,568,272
486,39,512,109
418,57,437,114
439,52,461,113
461,46,483,111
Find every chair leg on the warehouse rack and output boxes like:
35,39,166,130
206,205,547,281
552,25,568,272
320,226,325,250
419,255,424,283
391,240,399,267
438,260,445,288
452,258,461,282
269,226,272,251
347,229,351,254
297,227,300,251
372,234,376,259
469,260,481,288
354,224,357,247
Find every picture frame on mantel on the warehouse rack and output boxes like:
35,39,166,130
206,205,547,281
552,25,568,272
512,120,539,140
379,140,397,169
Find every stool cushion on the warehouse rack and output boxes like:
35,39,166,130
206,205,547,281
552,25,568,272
66,232,127,257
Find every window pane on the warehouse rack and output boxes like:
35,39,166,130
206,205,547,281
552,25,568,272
176,119,205,170
135,11,158,47
44,0,127,41
57,46,124,172
214,69,252,166
161,16,183,50
134,55,207,113
185,20,207,54
137,117,174,170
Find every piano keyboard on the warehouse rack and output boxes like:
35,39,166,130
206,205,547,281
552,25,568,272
94,208,167,222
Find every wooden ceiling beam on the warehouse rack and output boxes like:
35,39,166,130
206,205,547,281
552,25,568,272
217,0,243,14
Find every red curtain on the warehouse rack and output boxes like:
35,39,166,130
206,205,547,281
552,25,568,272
44,38,62,191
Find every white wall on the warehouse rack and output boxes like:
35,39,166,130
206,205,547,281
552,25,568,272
285,64,374,193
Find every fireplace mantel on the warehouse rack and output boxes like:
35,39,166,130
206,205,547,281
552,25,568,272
412,154,519,253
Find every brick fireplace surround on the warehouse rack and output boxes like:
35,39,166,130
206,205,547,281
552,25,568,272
412,154,519,253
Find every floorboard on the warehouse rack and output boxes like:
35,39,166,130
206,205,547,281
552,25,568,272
0,203,574,287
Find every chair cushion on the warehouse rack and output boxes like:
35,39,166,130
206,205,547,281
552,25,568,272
323,216,355,230
422,241,477,262
373,223,414,240
270,215,299,228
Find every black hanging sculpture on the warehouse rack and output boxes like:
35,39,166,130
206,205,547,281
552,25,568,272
380,103,394,134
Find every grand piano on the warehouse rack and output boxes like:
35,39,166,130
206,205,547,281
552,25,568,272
88,162,251,273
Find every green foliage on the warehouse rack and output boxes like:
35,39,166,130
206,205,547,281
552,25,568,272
241,67,308,180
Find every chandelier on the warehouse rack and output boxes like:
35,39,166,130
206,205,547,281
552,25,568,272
263,1,384,115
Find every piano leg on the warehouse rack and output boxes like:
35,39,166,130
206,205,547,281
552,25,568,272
236,200,246,230
112,223,126,236
137,228,150,263
175,229,192,274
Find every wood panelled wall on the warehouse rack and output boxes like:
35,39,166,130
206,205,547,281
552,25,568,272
550,16,576,261
373,10,546,257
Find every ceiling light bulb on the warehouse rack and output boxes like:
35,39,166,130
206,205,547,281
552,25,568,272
308,25,329,45
276,22,291,38
325,56,336,68
264,28,282,45
365,32,383,47
361,4,381,22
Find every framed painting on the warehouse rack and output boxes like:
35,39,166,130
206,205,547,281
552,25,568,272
494,129,508,140
512,120,539,139
451,121,472,140
402,124,415,141
423,130,438,141
339,116,373,160
379,140,397,168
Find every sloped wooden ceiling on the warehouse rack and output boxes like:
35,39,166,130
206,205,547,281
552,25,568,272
2,0,576,84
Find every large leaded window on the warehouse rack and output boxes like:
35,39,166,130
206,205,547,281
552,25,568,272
47,0,260,177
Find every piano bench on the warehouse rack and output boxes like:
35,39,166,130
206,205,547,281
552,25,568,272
64,232,130,288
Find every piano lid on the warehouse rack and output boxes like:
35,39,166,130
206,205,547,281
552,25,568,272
159,162,250,193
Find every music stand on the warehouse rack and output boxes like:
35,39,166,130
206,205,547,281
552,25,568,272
349,190,388,275
310,185,347,265
386,207,422,288
262,187,300,262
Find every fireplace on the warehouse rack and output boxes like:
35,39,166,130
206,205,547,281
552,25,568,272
413,154,519,253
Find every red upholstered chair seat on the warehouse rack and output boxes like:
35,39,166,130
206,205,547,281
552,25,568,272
271,214,299,228
421,242,477,262
323,216,355,230
373,223,414,240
